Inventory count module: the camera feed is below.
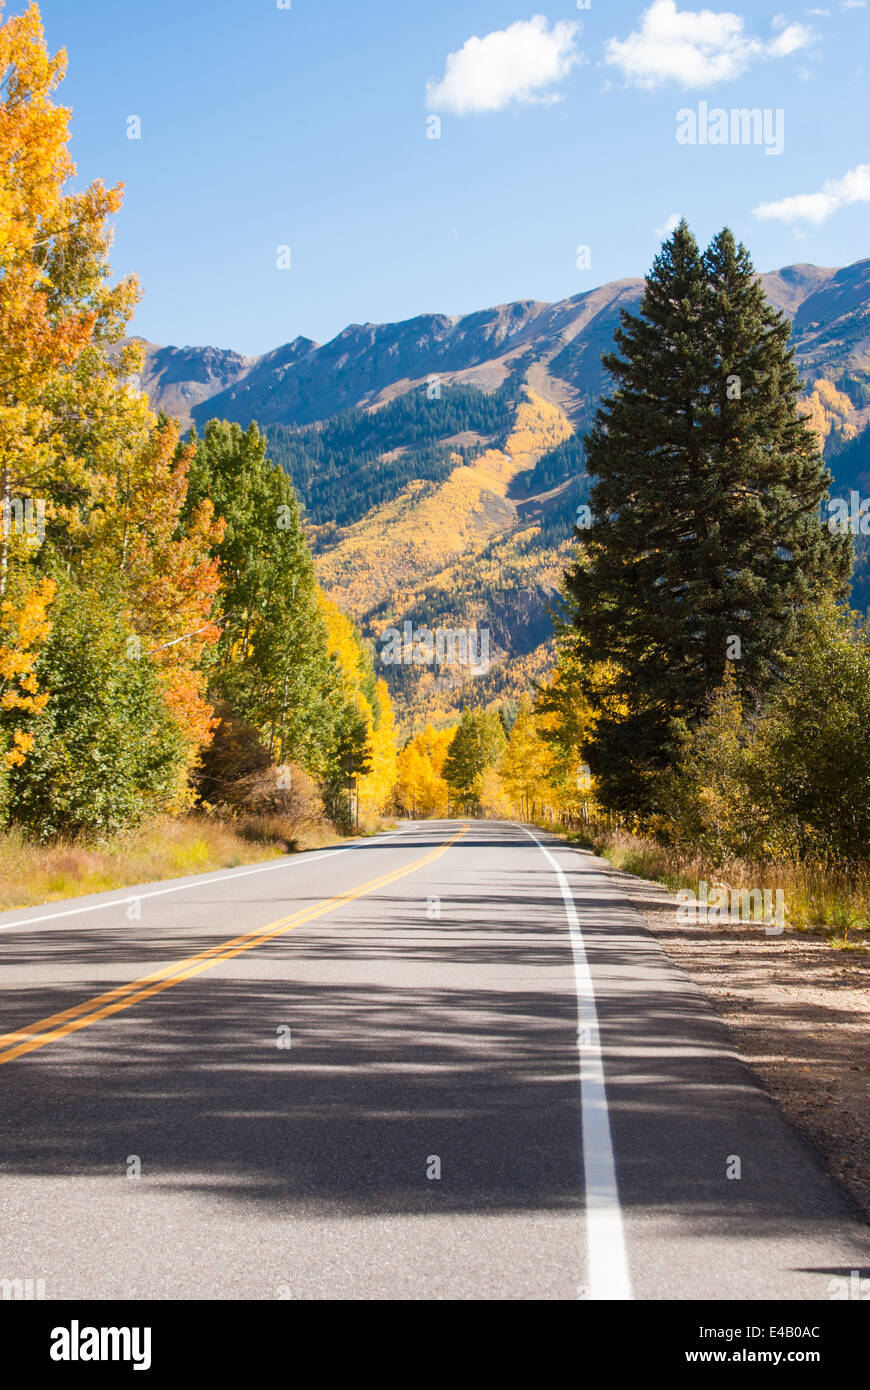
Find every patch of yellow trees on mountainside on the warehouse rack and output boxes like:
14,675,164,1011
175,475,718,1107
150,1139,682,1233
801,378,859,450
316,388,572,619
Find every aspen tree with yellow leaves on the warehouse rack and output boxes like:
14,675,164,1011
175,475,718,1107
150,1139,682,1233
395,724,454,816
318,593,398,821
0,2,141,594
0,6,263,833
499,694,555,821
0,575,54,787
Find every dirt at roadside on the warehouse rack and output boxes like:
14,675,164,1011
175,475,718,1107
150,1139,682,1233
597,857,870,1224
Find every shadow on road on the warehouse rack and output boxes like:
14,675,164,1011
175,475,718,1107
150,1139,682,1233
0,827,865,1241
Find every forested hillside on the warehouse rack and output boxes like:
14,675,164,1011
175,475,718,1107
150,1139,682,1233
134,258,870,731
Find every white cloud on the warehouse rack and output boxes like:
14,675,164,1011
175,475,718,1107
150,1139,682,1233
426,15,581,115
654,212,682,236
841,1,867,10
768,20,815,53
754,162,870,223
805,8,830,15
604,0,814,88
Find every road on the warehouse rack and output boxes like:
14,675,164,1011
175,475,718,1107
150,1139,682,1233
0,820,866,1300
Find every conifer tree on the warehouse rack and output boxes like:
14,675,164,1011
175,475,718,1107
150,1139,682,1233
565,222,850,814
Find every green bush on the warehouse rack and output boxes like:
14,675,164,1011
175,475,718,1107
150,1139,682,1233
661,602,870,867
7,585,185,839
746,602,870,865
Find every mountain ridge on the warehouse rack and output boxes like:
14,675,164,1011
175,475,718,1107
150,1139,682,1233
128,255,870,730
131,259,862,432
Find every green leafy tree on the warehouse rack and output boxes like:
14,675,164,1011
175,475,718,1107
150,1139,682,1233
661,663,758,864
322,705,372,830
746,602,870,864
7,582,184,838
566,222,850,815
533,639,602,822
183,420,342,772
660,604,870,866
443,707,506,813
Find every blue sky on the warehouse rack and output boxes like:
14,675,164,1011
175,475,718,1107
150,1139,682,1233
26,0,870,355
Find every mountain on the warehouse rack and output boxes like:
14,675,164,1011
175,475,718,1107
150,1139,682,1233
132,257,870,730
131,343,253,425
132,260,869,430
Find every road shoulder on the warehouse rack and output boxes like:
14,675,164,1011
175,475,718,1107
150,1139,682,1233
562,842,870,1227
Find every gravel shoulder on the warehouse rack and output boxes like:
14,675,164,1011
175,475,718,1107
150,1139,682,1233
586,852,870,1224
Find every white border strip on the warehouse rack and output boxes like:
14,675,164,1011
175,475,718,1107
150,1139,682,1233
518,824,633,1301
0,825,415,933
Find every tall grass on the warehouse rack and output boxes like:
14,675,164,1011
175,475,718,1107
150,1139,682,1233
560,824,869,949
0,814,342,914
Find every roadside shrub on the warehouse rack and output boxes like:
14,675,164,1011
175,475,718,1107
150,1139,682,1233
194,705,324,839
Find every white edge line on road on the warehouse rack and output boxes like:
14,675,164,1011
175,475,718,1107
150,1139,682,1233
517,823,633,1302
0,825,417,934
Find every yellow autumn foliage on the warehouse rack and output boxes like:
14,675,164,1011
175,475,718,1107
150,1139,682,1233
0,1,141,576
395,723,454,816
800,378,858,450
498,694,558,818
317,387,573,618
317,590,397,815
0,575,55,766
357,677,397,816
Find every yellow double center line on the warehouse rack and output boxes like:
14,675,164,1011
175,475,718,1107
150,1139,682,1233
0,824,468,1068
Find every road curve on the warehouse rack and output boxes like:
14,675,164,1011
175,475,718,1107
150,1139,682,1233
0,820,866,1300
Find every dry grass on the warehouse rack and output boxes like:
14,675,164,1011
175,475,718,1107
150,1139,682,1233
559,824,870,950
0,814,344,914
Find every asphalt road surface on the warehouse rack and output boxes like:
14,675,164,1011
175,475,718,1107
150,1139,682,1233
0,820,867,1300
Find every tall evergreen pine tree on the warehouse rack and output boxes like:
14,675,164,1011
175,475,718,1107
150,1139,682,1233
566,222,850,815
